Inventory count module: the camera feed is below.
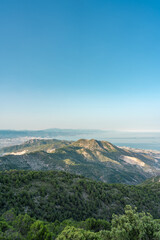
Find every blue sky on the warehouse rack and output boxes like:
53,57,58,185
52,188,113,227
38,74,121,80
0,0,160,131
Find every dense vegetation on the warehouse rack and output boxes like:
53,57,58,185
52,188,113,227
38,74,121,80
0,205,160,239
0,170,160,223
0,170,160,239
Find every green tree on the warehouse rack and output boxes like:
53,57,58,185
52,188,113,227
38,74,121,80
56,226,101,240
27,220,52,240
110,205,160,240
13,213,34,236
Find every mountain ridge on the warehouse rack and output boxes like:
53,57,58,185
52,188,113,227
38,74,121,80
0,138,160,184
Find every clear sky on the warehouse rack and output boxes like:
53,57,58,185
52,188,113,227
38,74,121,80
0,0,160,131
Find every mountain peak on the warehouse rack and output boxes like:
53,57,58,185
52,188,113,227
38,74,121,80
72,139,117,152
73,139,100,149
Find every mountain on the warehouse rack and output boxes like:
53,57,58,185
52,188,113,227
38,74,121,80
0,170,160,222
0,139,160,184
0,129,107,149
1,129,160,151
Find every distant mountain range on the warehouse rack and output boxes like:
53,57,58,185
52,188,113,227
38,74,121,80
0,138,160,185
1,129,160,140
0,129,105,139
1,129,160,150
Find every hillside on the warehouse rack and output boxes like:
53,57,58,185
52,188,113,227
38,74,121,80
0,139,160,184
0,170,160,223
0,138,72,155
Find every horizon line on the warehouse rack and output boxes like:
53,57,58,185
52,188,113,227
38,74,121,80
0,128,160,133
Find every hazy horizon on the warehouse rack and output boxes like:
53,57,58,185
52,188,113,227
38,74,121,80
1,127,160,151
1,128,160,133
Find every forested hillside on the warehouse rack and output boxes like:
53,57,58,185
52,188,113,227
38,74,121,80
0,170,160,222
0,206,160,239
0,170,160,239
